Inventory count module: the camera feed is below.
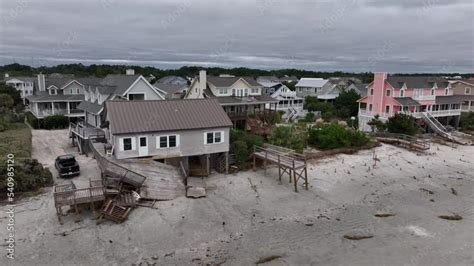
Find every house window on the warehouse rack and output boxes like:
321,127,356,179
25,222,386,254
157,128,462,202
385,105,390,114
157,135,179,148
140,137,147,147
251,88,258,94
219,88,228,95
369,104,373,111
370,89,374,95
400,89,405,97
128,93,145,100
123,138,132,151
465,87,471,95
444,88,449,96
50,89,57,95
205,131,224,144
431,89,435,96
386,90,391,97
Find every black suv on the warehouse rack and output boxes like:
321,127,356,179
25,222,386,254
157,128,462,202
55,155,80,178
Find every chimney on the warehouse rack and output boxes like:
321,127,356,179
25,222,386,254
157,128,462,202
199,70,207,93
37,73,46,91
126,69,135,75
4,73,9,78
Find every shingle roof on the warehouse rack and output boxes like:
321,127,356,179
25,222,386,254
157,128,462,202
100,74,140,95
295,78,329,88
435,95,470,104
387,76,449,89
77,100,103,115
26,93,84,102
157,76,187,85
106,98,233,135
393,97,421,106
5,76,36,82
207,76,261,87
153,82,186,95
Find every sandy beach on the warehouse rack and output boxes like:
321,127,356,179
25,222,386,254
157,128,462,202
1,130,473,265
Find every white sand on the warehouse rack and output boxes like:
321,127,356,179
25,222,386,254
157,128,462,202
1,130,473,265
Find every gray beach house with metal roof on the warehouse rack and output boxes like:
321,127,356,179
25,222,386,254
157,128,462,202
104,98,233,175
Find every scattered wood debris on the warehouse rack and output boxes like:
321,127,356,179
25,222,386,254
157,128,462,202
451,187,458,196
420,188,434,195
343,234,374,240
438,214,463,221
374,213,395,218
256,255,282,264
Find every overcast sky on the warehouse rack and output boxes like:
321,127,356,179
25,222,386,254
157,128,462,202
0,0,472,73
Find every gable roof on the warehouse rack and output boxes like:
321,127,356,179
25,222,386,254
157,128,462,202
77,100,103,115
206,76,261,87
153,82,186,95
100,74,141,95
295,78,329,88
106,98,233,135
386,76,449,89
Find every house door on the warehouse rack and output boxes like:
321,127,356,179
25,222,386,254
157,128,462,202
138,136,148,156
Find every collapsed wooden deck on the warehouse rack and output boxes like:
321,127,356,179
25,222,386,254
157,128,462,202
253,144,308,192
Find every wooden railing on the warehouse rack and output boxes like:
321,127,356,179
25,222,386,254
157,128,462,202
88,140,146,188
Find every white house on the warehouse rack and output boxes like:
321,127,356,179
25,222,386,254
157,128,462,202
295,78,329,97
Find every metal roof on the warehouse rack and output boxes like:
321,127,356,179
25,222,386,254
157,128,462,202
295,78,329,88
106,98,233,135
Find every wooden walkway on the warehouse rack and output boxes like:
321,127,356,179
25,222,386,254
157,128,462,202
53,180,106,224
370,132,430,151
253,144,308,192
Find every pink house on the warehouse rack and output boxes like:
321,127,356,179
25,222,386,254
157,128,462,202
357,73,463,131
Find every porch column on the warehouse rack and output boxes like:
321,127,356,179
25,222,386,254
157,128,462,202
51,103,54,115
67,102,70,114
35,103,39,115
225,152,229,175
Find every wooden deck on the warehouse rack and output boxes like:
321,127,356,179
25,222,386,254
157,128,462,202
253,144,308,192
53,181,106,224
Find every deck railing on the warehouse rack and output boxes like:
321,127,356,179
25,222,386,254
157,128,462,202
88,139,146,188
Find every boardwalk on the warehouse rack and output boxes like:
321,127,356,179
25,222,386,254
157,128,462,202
253,144,308,192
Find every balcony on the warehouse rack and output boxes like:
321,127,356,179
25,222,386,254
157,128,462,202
226,109,275,119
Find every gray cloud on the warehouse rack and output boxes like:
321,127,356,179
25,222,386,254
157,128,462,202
0,0,472,73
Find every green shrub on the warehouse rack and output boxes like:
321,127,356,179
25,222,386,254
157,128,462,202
231,140,248,166
386,113,416,135
43,114,69,129
304,112,315,123
229,129,264,166
367,115,387,132
25,111,42,129
268,126,305,153
0,126,53,193
308,123,369,150
459,112,474,131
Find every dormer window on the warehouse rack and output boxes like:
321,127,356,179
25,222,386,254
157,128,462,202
431,88,435,96
400,89,405,97
444,88,449,96
49,88,57,95
386,90,391,97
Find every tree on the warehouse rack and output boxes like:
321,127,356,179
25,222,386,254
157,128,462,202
0,83,22,106
304,112,315,123
308,123,369,150
334,89,360,118
386,113,417,135
281,81,296,91
0,94,14,109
